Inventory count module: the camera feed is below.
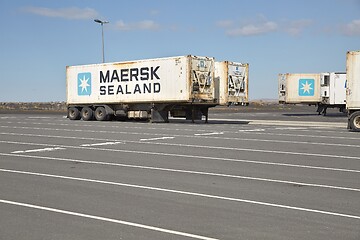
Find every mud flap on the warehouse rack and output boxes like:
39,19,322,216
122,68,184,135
186,108,202,122
150,108,169,123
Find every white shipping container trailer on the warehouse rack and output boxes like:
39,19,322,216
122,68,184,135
215,61,249,106
66,55,217,122
279,72,346,115
346,50,360,131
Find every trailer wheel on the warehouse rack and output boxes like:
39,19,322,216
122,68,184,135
349,112,360,132
81,107,94,121
95,107,108,121
68,107,81,120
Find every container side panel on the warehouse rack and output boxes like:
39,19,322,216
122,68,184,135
346,51,360,109
66,57,190,105
285,73,321,103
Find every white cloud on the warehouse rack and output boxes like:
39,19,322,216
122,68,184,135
226,21,278,36
217,17,314,37
23,6,99,20
115,20,160,31
285,19,313,36
216,20,233,28
137,20,160,30
341,19,360,36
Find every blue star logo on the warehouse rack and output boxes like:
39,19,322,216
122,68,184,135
78,72,91,96
298,79,314,96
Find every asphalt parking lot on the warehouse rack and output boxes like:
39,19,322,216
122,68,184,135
0,109,359,240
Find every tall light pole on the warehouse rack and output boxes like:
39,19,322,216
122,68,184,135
94,19,109,63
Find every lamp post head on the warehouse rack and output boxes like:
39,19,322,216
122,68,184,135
94,19,109,25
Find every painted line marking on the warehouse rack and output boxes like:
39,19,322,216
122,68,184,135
194,132,224,136
274,127,308,130
238,129,265,132
27,117,52,119
1,142,360,174
19,119,350,134
1,168,360,220
212,118,346,128
3,129,360,149
2,152,359,192
140,137,175,141
2,125,360,142
241,131,359,140
0,117,16,119
0,199,217,240
11,147,65,154
80,142,124,147
138,141,360,160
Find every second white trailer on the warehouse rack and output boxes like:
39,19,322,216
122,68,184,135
215,61,249,106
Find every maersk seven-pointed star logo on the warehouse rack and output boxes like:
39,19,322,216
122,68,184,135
78,72,91,96
298,79,314,96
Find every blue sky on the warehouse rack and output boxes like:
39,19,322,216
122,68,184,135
0,0,359,102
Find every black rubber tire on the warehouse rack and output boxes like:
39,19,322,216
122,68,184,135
94,107,108,121
349,111,360,132
81,107,94,121
68,107,81,120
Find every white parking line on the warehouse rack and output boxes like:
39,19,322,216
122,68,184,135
140,137,175,141
138,141,360,160
274,127,308,130
238,129,265,132
27,117,53,119
1,152,359,192
242,131,359,140
1,141,359,173
11,147,65,154
0,117,16,119
1,168,359,220
194,132,223,136
0,199,217,240
212,118,346,128
80,142,123,147
0,133,360,160
2,125,359,146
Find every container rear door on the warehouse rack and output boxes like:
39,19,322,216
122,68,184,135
331,73,346,105
214,62,226,105
278,74,286,103
190,56,215,102
227,62,249,104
